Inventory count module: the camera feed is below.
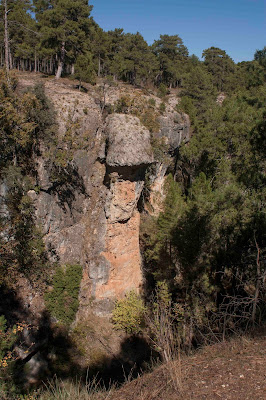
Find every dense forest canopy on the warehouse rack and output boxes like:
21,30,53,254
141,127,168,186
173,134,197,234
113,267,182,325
1,0,264,85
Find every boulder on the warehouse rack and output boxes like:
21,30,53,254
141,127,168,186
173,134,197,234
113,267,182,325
105,114,154,167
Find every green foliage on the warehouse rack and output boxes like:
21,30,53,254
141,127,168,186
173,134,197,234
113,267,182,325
114,95,131,113
28,83,58,144
159,102,166,114
202,47,235,91
148,98,156,107
157,83,168,98
34,0,93,77
0,316,17,363
45,264,82,326
141,174,186,283
0,165,48,279
112,291,147,334
74,53,96,86
254,46,266,67
142,69,266,344
0,316,30,399
152,34,188,88
0,74,57,172
0,71,37,169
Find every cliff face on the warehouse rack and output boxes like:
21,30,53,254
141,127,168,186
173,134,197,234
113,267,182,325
14,77,190,317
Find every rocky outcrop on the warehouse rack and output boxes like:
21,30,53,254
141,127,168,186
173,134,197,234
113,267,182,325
4,77,190,318
90,114,154,308
158,110,190,153
105,114,153,168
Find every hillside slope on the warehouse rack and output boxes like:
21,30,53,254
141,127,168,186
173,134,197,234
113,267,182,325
111,333,265,400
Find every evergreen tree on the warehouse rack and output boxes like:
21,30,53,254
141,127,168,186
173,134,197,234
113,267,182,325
74,52,96,88
152,34,188,87
202,47,235,92
34,0,92,78
117,32,158,85
254,46,266,68
89,24,109,77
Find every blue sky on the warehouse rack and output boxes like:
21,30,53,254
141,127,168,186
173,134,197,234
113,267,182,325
91,0,265,63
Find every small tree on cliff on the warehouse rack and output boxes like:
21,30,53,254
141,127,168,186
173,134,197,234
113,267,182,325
74,52,96,89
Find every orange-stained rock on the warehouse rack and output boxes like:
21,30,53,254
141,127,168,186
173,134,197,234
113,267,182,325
97,210,142,300
106,180,139,222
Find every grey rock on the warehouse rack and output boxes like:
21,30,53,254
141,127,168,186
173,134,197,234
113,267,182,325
45,221,87,265
158,111,190,152
105,114,154,167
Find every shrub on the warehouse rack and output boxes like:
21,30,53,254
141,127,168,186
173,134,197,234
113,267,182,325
157,83,168,98
0,316,30,399
112,291,146,334
114,96,131,113
148,98,156,107
159,102,166,114
45,264,82,326
140,109,160,133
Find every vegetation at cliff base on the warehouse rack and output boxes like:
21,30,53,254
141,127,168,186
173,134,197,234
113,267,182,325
141,52,266,347
45,264,82,326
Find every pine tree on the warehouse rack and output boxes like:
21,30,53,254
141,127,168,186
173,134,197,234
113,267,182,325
152,34,188,87
202,47,235,92
34,0,92,78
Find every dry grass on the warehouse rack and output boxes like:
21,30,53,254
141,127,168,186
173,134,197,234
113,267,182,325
39,376,115,400
39,331,265,399
110,330,266,400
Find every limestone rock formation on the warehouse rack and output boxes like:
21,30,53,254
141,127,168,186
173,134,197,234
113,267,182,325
91,114,154,308
3,77,190,318
158,110,190,152
105,114,153,168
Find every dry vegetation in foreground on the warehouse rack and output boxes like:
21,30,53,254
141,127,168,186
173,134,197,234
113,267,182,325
111,332,266,400
39,331,266,400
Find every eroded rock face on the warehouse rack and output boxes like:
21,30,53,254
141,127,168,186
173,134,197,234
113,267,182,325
97,211,142,299
158,111,190,152
106,114,153,167
4,78,190,318
105,179,143,223
90,114,154,309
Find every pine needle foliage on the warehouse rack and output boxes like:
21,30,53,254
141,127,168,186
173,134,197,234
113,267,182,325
45,264,82,326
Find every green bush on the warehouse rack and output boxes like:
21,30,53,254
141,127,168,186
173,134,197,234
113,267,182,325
159,102,166,114
157,83,168,98
0,316,30,399
114,96,131,113
112,291,146,334
140,109,160,133
45,264,82,326
148,98,156,107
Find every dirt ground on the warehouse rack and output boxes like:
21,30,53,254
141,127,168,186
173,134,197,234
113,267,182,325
111,332,266,400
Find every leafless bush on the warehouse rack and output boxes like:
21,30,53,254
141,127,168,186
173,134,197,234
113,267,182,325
145,283,183,393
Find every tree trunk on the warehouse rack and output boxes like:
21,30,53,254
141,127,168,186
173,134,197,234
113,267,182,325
71,63,75,75
4,0,9,74
34,51,37,72
252,233,261,324
9,50,12,70
98,54,101,77
55,42,65,79
56,61,63,79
